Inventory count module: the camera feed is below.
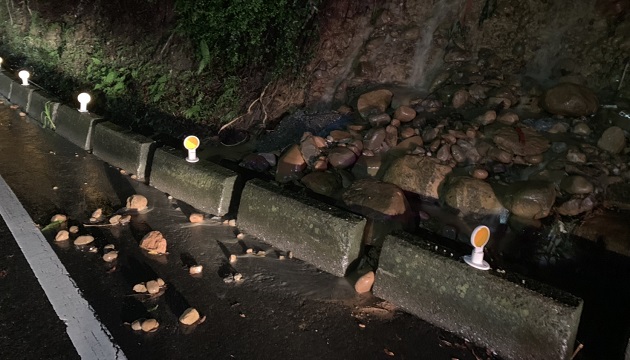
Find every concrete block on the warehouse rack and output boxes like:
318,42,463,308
92,122,154,181
0,72,12,98
238,179,366,277
27,90,60,126
54,104,103,150
373,231,583,360
150,147,238,216
9,83,34,109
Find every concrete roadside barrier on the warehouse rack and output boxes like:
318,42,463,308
54,104,103,150
149,146,238,216
8,82,34,109
28,90,60,127
238,179,366,277
373,231,583,360
92,121,154,181
0,72,12,98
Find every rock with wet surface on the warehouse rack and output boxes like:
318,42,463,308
357,89,393,118
74,235,95,246
146,280,160,294
354,271,375,294
109,215,121,225
189,213,204,223
139,231,167,254
556,196,595,216
343,179,408,217
300,172,341,197
383,155,452,200
126,195,148,211
239,153,271,172
560,175,594,195
502,181,556,219
393,106,416,122
179,307,201,325
55,230,69,242
542,83,599,117
493,126,550,156
50,214,67,223
275,144,306,183
300,133,326,165
328,147,357,169
442,177,506,217
597,126,626,154
141,319,159,332
102,251,118,262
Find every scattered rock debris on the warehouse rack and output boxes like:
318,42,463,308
54,230,69,242
141,318,159,332
74,235,95,246
126,194,148,211
50,214,67,223
189,265,203,275
354,271,375,294
189,213,204,223
179,307,201,325
102,251,118,262
139,231,167,254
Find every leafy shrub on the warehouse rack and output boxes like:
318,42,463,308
174,0,320,74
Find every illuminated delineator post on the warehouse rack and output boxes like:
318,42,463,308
77,92,91,112
183,135,200,163
18,70,29,86
0,57,3,69
463,225,491,270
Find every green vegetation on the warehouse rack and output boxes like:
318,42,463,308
175,0,320,74
0,0,321,132
41,101,55,130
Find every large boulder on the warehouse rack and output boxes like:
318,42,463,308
275,144,306,182
542,83,599,117
383,155,452,200
357,89,393,118
442,177,506,217
301,171,342,197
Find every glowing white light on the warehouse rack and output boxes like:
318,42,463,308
77,92,91,112
0,57,3,68
18,70,29,86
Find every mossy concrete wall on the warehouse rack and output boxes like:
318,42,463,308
373,231,583,360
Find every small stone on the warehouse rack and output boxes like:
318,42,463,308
476,110,497,126
189,213,204,223
102,251,118,262
133,283,147,293
141,319,159,332
139,231,167,254
497,111,519,125
179,308,200,325
130,175,138,180
51,214,67,223
246,248,253,254
236,233,245,240
228,219,236,227
573,123,591,136
229,254,237,263
560,175,594,195
393,106,416,122
88,246,98,253
189,265,203,275
109,215,121,225
354,271,375,294
156,278,165,287
74,235,95,246
131,320,142,331
52,186,58,190
256,250,266,257
19,112,26,117
598,126,626,154
451,89,470,109
278,255,286,260
91,208,103,219
9,104,18,110
288,251,293,259
89,217,98,223
126,194,148,211
146,280,160,294
471,168,489,180
233,273,243,282
119,215,131,225
104,244,115,250
55,230,70,242
120,169,127,175
69,226,79,234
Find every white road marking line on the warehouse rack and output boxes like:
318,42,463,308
0,175,126,360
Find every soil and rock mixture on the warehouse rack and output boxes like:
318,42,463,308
3,0,630,358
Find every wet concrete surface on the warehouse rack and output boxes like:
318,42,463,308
0,104,498,359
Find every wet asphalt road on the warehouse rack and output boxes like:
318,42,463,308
0,102,498,359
